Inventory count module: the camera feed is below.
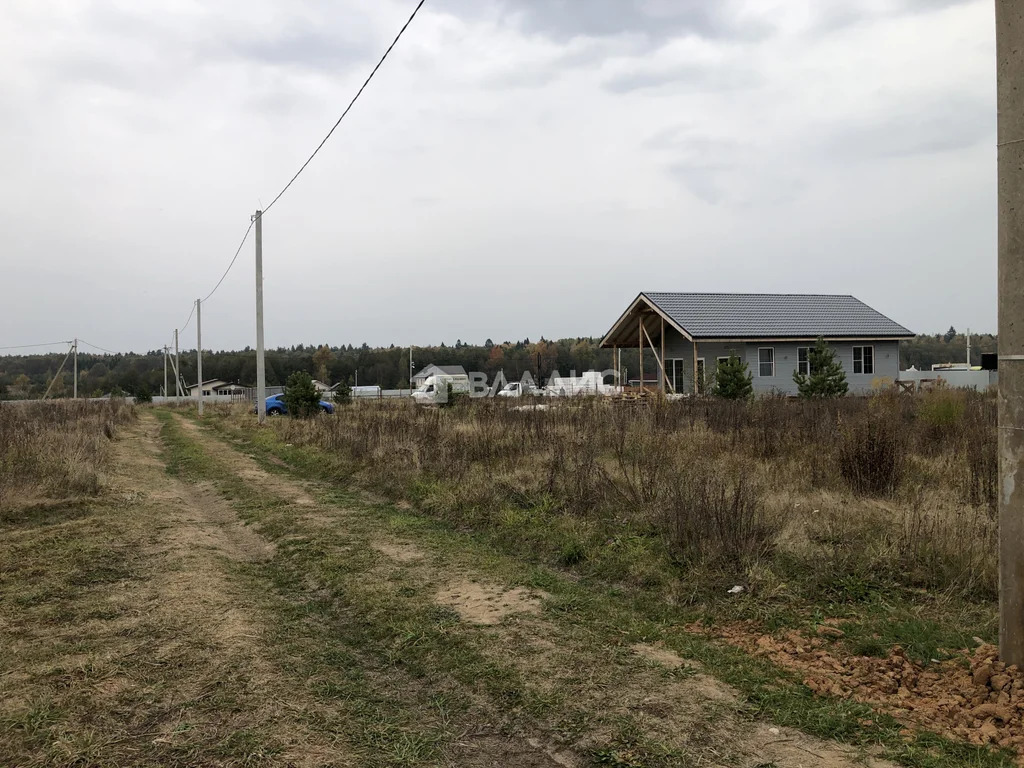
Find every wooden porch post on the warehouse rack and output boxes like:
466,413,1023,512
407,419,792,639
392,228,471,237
660,317,666,393
693,340,699,394
613,344,618,388
638,316,644,390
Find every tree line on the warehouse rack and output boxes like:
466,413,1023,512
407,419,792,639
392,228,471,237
0,331,995,399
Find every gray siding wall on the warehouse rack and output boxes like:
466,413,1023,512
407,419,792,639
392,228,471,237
660,328,900,395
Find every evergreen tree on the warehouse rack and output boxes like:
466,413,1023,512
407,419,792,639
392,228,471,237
333,381,352,405
713,355,753,399
283,371,321,418
944,326,957,343
793,337,848,398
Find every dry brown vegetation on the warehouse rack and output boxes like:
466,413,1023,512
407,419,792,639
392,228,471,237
261,389,997,606
0,399,135,510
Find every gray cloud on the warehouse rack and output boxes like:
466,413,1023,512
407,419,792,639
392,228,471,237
603,60,761,94
825,94,994,160
0,0,999,352
217,28,373,74
814,0,982,33
436,0,771,42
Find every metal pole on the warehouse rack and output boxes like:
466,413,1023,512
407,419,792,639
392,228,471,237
998,0,1024,666
255,210,266,424
196,299,204,417
73,338,78,399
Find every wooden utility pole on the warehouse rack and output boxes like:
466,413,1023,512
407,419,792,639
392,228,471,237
998,0,1024,666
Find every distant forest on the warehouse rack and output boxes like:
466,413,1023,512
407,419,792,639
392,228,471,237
0,330,996,399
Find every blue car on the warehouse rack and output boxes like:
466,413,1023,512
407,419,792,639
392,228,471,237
260,393,334,416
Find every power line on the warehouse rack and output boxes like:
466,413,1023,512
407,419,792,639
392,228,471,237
175,216,254,336
0,340,72,351
78,339,119,355
169,0,425,381
261,0,426,216
180,303,196,334
202,219,255,303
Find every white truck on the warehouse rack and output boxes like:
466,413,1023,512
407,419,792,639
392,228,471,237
496,380,542,398
544,371,617,397
411,373,471,405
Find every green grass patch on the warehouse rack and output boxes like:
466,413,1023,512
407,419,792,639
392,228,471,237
168,409,1013,768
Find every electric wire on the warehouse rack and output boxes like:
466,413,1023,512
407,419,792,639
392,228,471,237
0,340,72,351
260,0,426,216
77,339,119,355
170,0,425,358
202,218,255,303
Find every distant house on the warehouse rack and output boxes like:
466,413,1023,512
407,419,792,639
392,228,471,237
600,293,913,396
312,380,333,393
411,364,467,387
185,379,245,397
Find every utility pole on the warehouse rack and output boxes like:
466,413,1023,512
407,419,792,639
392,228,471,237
409,346,414,394
254,210,266,424
196,299,204,417
967,328,972,368
163,346,169,400
73,338,78,399
998,0,1024,666
174,329,181,400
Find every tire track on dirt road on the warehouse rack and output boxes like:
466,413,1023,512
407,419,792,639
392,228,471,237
171,412,897,768
1,413,355,767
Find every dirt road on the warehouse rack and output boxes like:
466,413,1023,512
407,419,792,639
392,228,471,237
1,413,895,767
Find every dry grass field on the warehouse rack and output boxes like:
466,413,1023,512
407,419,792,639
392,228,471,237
0,393,1016,767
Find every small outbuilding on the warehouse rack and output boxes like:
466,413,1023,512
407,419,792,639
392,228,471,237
600,292,913,396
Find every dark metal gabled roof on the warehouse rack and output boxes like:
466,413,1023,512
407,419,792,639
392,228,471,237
639,292,913,339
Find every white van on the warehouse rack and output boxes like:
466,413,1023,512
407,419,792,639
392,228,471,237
497,380,541,398
411,373,471,404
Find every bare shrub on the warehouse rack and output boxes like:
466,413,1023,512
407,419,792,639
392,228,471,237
961,396,997,512
664,465,774,568
248,389,997,599
837,398,908,497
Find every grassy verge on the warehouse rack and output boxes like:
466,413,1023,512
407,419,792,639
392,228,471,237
200,396,999,671
174,407,1012,768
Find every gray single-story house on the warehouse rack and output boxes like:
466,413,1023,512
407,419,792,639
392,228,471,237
412,364,467,387
600,292,914,396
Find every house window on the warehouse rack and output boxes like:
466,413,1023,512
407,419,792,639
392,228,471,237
758,348,774,377
664,358,687,392
797,347,811,376
853,346,874,375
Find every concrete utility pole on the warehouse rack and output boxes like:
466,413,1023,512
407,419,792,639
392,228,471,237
163,346,168,400
196,299,204,417
998,0,1024,666
409,346,414,394
174,329,181,400
72,338,78,399
254,210,266,424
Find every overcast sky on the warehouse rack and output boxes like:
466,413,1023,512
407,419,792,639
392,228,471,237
0,0,996,354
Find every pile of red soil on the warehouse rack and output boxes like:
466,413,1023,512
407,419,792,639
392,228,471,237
699,622,1024,756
